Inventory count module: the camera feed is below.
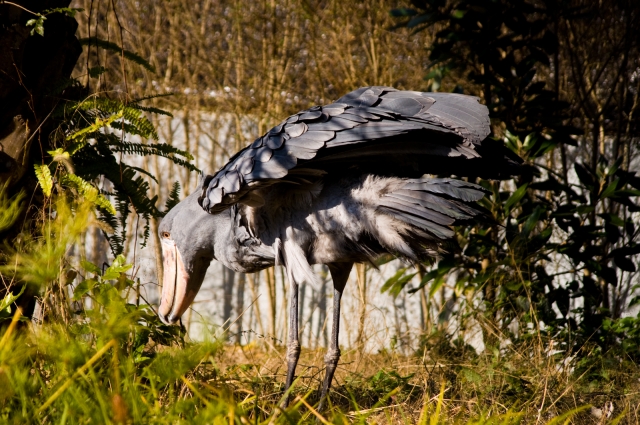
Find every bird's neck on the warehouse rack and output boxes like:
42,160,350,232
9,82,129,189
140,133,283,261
212,207,276,273
210,208,236,269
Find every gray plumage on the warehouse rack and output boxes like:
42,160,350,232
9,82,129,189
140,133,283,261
157,86,524,410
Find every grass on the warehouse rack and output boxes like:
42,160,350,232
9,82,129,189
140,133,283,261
0,196,638,424
1,301,638,424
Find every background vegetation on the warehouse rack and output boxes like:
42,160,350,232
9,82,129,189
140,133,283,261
0,0,639,423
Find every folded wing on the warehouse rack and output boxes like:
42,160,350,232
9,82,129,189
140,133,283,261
199,86,521,214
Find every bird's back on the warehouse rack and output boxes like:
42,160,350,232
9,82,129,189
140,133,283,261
235,172,487,283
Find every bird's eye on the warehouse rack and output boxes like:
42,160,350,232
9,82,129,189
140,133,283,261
162,232,171,239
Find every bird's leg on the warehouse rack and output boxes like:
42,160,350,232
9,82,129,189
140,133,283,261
318,262,353,412
282,278,300,408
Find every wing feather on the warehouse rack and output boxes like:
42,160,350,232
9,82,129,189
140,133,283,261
199,86,521,213
374,177,490,247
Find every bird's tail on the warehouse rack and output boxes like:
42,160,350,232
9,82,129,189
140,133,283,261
374,177,490,261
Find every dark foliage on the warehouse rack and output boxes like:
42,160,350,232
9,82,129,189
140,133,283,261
390,0,640,357
0,3,197,325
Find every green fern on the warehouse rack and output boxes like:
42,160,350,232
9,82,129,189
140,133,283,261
109,141,198,172
140,219,151,249
34,164,54,197
78,37,155,72
72,98,159,140
60,174,116,215
89,162,160,253
26,34,197,262
46,104,195,254
97,208,123,253
66,110,124,142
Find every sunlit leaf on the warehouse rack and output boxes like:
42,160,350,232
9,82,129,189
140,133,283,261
0,285,25,315
103,255,133,280
34,164,54,197
81,260,102,275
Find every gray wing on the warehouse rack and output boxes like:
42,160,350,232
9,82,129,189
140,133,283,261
199,86,518,214
378,178,489,242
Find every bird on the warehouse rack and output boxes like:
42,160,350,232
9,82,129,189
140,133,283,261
157,86,524,410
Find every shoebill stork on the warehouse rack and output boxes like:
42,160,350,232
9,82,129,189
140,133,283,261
157,86,523,409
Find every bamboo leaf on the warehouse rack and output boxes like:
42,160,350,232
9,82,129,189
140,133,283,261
429,276,445,298
505,183,529,215
380,268,408,295
599,179,619,199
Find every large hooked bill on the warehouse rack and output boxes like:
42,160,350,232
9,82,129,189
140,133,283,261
158,239,200,325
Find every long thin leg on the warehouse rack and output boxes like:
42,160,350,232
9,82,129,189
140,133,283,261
281,278,300,408
318,262,353,412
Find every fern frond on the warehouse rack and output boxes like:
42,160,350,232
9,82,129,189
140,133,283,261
75,98,159,140
111,121,147,138
60,174,116,215
126,165,158,183
34,164,54,197
79,37,155,72
140,215,151,248
67,98,163,140
109,141,192,160
57,92,196,255
130,104,173,117
109,142,199,172
90,98,158,140
108,166,160,218
164,181,181,212
99,209,124,254
66,110,124,141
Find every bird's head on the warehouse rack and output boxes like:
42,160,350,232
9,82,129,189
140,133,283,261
157,189,220,325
